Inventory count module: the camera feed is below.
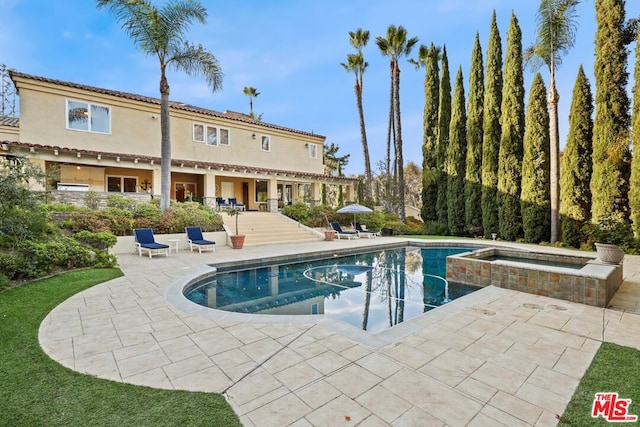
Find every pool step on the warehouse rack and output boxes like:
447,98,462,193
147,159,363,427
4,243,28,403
220,212,322,245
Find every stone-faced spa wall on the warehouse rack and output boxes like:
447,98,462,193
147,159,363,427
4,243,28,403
446,247,623,307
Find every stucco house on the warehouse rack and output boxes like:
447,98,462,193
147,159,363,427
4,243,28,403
0,71,356,211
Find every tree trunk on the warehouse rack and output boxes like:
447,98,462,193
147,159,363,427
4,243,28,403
160,68,171,213
549,73,560,244
356,81,373,202
393,61,406,221
385,62,394,211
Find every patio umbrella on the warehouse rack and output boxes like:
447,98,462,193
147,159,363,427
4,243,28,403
336,203,373,227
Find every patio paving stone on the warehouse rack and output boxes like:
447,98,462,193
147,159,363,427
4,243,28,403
294,379,342,409
245,391,312,427
324,364,383,399
488,391,543,425
36,238,640,426
304,394,371,426
355,384,413,423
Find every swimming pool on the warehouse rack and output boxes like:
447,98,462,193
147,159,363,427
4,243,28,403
184,246,481,333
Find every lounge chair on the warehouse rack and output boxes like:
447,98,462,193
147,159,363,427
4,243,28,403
216,197,231,210
185,226,216,253
330,222,359,240
354,222,379,238
133,228,169,258
228,197,245,211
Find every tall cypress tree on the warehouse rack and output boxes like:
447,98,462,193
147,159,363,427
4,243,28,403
436,46,451,227
630,28,640,236
592,0,631,223
497,12,525,241
481,10,503,238
447,67,467,236
465,33,484,237
560,65,593,247
521,73,550,243
420,43,440,223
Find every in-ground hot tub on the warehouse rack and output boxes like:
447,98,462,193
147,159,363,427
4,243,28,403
446,247,623,307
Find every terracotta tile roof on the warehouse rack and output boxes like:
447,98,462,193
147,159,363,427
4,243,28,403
0,117,19,127
8,71,325,139
0,140,358,183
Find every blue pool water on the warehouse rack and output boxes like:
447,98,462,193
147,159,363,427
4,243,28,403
184,246,481,333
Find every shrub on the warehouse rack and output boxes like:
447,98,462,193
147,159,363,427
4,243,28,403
0,206,51,248
83,190,102,210
133,202,162,230
106,194,137,211
281,203,310,223
65,208,112,233
17,237,94,277
59,237,95,269
74,231,118,251
0,273,9,291
405,216,425,235
583,216,634,250
307,205,337,228
18,240,67,277
44,203,77,213
561,218,586,248
0,252,19,280
101,208,135,236
382,220,408,235
93,251,118,268
424,221,449,236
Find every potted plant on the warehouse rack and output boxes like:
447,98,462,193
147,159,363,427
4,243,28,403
227,207,245,249
323,213,336,241
586,216,632,264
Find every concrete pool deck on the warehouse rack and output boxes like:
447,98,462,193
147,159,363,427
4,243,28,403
39,238,640,426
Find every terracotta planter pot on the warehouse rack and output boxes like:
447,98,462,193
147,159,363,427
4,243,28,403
230,234,245,249
324,230,336,241
595,243,625,264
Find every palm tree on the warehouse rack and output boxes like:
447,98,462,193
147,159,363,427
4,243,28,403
97,0,223,212
524,0,580,243
341,28,373,203
243,86,260,117
376,25,418,221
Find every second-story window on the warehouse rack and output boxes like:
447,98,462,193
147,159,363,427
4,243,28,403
193,123,230,146
66,100,111,134
261,135,270,152
219,128,230,146
308,143,317,158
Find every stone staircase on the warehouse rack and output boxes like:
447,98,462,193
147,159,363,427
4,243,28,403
220,212,322,245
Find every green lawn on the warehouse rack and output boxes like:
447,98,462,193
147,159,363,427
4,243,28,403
0,269,241,427
560,342,640,425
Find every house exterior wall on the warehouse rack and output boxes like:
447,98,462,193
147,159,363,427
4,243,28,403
13,76,325,175
6,72,357,210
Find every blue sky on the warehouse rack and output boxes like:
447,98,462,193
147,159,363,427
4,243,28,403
2,1,640,175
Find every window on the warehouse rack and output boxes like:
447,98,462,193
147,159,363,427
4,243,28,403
308,143,317,158
66,100,111,133
107,176,137,192
206,126,218,146
255,180,268,202
193,123,204,142
219,128,230,146
193,123,229,146
261,135,270,152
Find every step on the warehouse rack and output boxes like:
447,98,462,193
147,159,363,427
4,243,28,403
220,212,322,245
